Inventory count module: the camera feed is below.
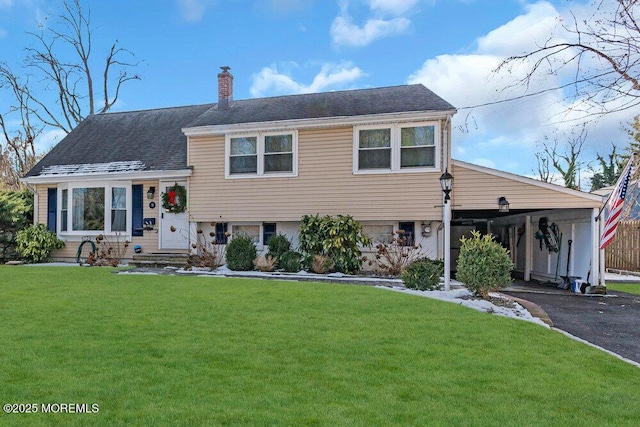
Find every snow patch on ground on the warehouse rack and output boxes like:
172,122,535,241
378,286,550,327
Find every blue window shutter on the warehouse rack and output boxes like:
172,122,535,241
263,222,276,245
47,188,57,232
132,185,144,237
215,223,228,244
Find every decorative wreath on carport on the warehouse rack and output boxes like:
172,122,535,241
162,183,187,213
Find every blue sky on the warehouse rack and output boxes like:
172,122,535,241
0,0,635,185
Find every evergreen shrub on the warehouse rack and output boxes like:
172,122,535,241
225,235,257,271
456,231,513,299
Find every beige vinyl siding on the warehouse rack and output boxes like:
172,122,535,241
34,181,165,261
452,162,602,210
189,127,444,222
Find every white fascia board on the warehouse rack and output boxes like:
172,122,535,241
182,110,458,137
21,168,193,185
452,159,603,202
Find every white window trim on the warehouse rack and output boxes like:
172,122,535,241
57,181,132,238
353,121,440,174
225,130,298,179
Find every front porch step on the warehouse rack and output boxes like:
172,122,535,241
131,253,189,269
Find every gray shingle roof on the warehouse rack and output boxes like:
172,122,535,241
25,104,212,177
186,84,455,127
25,84,455,178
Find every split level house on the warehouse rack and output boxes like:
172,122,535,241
23,67,607,284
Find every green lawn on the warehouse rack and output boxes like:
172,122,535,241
607,282,640,295
1,266,639,426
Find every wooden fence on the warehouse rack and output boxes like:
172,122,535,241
606,220,640,272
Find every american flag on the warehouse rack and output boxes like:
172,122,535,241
600,153,636,250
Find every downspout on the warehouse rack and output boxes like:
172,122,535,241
525,215,532,281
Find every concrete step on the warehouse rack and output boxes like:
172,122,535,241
131,252,189,268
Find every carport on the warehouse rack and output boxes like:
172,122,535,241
448,160,604,287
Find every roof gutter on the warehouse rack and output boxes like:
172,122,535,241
21,168,193,185
182,109,458,137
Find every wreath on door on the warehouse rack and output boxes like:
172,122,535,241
162,183,187,213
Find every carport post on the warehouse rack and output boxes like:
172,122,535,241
444,200,452,291
593,207,603,286
524,216,532,281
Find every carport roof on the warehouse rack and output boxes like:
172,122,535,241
451,160,603,212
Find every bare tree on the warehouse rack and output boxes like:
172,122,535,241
497,0,640,117
0,67,42,190
535,152,552,183
0,0,140,188
535,125,588,190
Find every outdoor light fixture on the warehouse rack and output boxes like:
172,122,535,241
440,168,454,292
439,169,454,202
498,196,510,213
421,222,432,237
147,186,156,199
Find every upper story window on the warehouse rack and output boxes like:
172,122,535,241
226,131,297,178
354,122,439,173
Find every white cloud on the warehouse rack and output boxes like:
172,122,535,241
407,1,629,183
177,0,209,22
250,62,365,97
331,0,417,48
0,0,13,9
476,2,561,57
331,14,409,48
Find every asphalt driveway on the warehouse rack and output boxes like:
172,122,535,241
503,286,640,364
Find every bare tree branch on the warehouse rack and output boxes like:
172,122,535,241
535,125,588,190
0,0,141,188
496,0,640,117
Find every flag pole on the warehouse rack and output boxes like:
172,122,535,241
595,152,637,221
599,152,636,250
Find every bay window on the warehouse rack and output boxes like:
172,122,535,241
226,131,297,178
354,122,439,173
58,183,131,235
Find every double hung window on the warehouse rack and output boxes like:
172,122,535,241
355,122,438,173
227,131,297,177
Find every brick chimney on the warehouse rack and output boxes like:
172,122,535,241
218,66,233,110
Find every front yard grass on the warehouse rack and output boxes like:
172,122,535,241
1,266,639,426
607,282,640,295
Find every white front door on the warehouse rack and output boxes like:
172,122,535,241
159,180,190,250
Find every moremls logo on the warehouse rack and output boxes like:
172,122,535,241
41,403,100,413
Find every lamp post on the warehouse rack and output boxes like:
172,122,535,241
440,169,453,291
